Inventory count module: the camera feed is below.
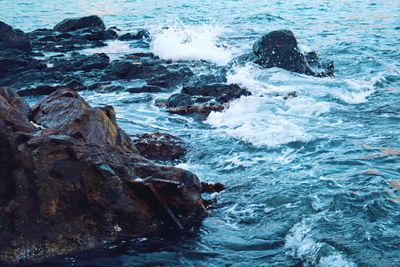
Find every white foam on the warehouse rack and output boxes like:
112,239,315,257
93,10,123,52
150,21,233,65
206,96,314,147
285,216,356,267
82,40,141,61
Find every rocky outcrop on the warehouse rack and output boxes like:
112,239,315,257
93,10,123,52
54,15,106,32
234,30,334,77
0,21,31,51
0,88,207,266
133,133,187,161
162,84,251,115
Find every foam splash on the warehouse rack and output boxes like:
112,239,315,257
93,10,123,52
206,63,381,147
82,40,141,61
285,217,356,267
207,96,314,147
150,21,233,65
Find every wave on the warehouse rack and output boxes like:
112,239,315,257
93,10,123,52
206,64,383,147
150,20,234,65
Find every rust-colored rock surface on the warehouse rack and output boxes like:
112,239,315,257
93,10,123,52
133,132,187,161
0,88,207,266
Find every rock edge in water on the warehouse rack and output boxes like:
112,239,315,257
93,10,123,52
0,87,208,266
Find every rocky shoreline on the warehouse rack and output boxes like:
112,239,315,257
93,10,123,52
0,15,334,265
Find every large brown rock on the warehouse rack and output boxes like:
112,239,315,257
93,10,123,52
0,88,207,266
30,88,137,153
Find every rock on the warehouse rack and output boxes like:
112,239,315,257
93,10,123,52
181,84,251,102
252,30,334,77
201,182,225,193
118,30,150,41
253,30,314,75
283,91,298,100
162,84,250,116
167,93,194,108
0,88,207,265
17,85,68,97
133,133,187,161
30,88,137,153
126,86,164,94
54,15,106,32
0,21,31,51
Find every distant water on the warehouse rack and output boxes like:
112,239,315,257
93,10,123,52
2,1,400,266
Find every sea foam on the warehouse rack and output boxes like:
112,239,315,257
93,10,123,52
150,21,233,65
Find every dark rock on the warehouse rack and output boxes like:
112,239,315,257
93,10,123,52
133,133,187,161
126,86,164,94
201,182,225,193
75,53,110,71
167,93,194,108
118,30,150,41
0,88,207,265
283,91,298,100
253,30,314,75
182,84,250,102
251,30,334,77
17,85,67,97
147,67,193,88
104,60,135,79
54,15,106,32
0,21,31,51
162,84,249,116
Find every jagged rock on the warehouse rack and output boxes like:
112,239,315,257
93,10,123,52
54,15,106,32
30,88,136,153
0,21,31,51
134,133,187,161
0,88,207,266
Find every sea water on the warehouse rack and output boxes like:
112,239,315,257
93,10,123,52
1,0,400,266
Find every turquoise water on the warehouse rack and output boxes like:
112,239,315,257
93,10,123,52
2,1,400,266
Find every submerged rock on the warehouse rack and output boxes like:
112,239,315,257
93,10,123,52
54,15,106,32
134,132,187,161
0,88,207,266
0,21,31,51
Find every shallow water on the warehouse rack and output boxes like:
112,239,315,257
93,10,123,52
2,1,400,266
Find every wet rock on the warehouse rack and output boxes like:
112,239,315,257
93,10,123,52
163,84,250,116
147,67,193,88
30,88,137,153
182,83,251,101
133,133,187,161
283,91,298,100
0,21,31,51
126,86,164,94
231,30,334,77
0,88,207,265
253,30,315,75
54,15,106,32
167,93,194,108
201,182,225,194
118,30,150,41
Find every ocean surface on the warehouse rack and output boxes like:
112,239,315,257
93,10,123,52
2,1,400,266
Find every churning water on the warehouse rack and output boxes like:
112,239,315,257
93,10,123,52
2,0,400,266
